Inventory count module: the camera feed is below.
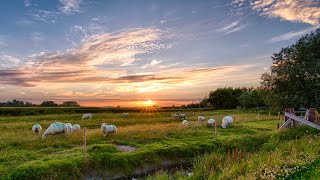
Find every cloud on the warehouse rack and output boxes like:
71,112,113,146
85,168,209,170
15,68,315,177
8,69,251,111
30,32,46,44
16,18,34,25
216,20,247,35
24,0,31,7
0,27,172,86
66,17,112,45
141,60,163,69
249,0,320,25
0,36,8,51
26,9,59,23
58,0,83,15
267,26,318,43
0,54,22,68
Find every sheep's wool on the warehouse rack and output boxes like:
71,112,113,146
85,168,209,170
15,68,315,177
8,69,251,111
182,120,189,126
71,124,81,132
32,124,42,134
207,119,216,127
222,116,233,128
42,122,67,139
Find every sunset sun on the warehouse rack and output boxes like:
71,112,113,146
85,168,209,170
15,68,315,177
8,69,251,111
144,100,154,106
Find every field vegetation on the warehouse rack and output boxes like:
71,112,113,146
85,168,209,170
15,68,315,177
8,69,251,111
0,108,318,179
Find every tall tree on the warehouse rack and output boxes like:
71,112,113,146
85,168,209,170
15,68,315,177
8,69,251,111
261,28,320,109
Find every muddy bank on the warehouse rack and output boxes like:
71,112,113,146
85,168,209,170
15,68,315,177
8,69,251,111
85,158,192,180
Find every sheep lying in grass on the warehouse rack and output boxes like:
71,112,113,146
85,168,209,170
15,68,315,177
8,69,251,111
65,123,72,133
82,113,92,119
42,122,68,139
32,124,42,134
222,116,234,128
101,123,117,136
71,124,81,132
207,118,216,127
198,116,205,122
122,113,129,118
182,120,189,126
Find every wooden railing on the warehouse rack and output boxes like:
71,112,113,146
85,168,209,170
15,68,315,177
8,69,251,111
280,112,320,130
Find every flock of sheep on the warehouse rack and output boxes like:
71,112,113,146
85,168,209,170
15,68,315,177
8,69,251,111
32,112,234,139
31,113,119,139
172,113,234,128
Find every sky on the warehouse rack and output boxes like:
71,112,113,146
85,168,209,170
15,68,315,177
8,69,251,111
0,0,319,107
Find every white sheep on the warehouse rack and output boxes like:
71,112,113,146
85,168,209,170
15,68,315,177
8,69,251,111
101,123,117,136
182,120,189,126
207,118,216,127
32,124,42,134
177,113,186,119
222,116,234,128
198,116,206,122
42,122,68,139
71,124,81,132
82,113,92,119
65,123,73,133
122,113,129,118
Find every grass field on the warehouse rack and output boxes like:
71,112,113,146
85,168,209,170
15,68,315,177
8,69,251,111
0,109,319,179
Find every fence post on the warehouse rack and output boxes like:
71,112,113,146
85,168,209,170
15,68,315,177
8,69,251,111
83,128,87,161
214,122,217,137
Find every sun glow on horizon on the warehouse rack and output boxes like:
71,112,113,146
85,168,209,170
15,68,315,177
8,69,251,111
144,100,155,106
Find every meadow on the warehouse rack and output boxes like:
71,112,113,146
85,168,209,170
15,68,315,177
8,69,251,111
0,108,319,179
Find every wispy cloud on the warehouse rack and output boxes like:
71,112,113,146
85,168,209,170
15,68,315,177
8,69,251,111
0,35,8,50
16,18,34,25
24,0,31,7
0,54,22,69
30,32,46,45
267,26,318,43
141,60,163,69
26,9,59,23
216,20,247,35
58,0,83,15
248,0,320,25
0,27,172,86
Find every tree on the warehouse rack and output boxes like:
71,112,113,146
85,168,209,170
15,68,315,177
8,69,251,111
208,87,246,109
261,28,320,109
40,101,58,107
238,91,258,108
61,101,80,107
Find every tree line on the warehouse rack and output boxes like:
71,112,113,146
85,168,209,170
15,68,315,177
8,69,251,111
186,28,320,110
0,100,80,107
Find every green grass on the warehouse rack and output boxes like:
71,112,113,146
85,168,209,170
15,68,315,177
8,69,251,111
0,109,316,179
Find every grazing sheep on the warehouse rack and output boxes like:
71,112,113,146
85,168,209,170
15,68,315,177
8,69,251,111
65,123,73,133
122,113,129,118
182,120,189,126
177,113,186,119
101,123,117,136
42,122,68,139
198,116,206,122
222,116,234,128
32,124,42,134
82,113,92,119
71,124,81,132
207,118,216,127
